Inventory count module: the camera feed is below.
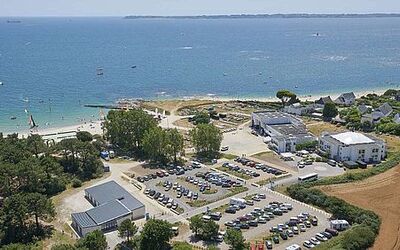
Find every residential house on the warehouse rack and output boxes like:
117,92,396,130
334,92,356,106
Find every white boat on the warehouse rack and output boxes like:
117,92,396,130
0,81,3,85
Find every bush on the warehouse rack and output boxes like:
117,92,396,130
72,178,82,188
342,225,376,250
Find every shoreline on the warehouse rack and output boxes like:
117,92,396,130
3,87,391,137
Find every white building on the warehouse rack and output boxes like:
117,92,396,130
319,132,386,163
252,111,316,153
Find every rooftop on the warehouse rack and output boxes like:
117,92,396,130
330,132,374,145
85,180,144,211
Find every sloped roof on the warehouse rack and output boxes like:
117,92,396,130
376,102,393,116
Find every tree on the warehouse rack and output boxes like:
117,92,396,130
190,124,222,159
142,127,168,163
25,193,55,232
76,230,107,250
323,102,338,120
76,131,93,142
193,112,210,125
166,128,184,163
224,228,246,250
105,109,157,155
140,219,173,250
189,215,219,241
26,134,47,158
200,220,219,241
276,90,296,107
118,219,138,242
189,216,203,236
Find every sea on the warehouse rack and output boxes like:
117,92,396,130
0,17,400,133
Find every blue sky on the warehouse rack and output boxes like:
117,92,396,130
1,0,400,16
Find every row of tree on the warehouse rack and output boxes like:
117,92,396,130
105,109,223,162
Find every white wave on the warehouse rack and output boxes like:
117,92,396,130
178,46,193,50
319,55,347,62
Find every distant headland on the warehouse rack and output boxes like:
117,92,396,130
124,13,400,19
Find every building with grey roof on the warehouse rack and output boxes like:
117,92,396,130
251,111,316,153
71,181,145,237
334,92,356,106
319,131,386,163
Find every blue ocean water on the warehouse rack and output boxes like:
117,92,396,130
0,17,399,133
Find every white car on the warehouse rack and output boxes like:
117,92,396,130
303,240,315,248
310,237,321,245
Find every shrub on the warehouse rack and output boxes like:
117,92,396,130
72,178,82,188
342,225,376,250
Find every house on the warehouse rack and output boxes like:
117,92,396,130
357,104,369,114
361,111,385,125
315,96,333,107
376,102,393,117
71,181,145,236
251,111,316,153
319,131,386,163
334,92,356,106
283,103,315,116
394,113,400,124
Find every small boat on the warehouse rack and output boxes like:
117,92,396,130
10,116,17,120
0,81,3,85
223,73,228,76
7,20,22,23
295,85,298,88
258,72,263,76
131,65,137,69
96,67,104,75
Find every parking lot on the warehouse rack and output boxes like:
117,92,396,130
197,187,332,250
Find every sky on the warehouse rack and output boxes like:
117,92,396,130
1,0,400,17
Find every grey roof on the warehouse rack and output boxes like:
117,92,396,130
72,181,145,229
340,92,356,100
85,180,144,211
315,96,333,105
86,200,131,224
376,102,393,116
72,212,97,228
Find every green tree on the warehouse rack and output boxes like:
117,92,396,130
76,131,93,142
26,134,47,158
190,124,222,159
105,109,157,154
142,127,168,163
118,219,138,242
276,90,296,107
322,102,339,120
76,230,107,250
25,193,55,232
166,128,184,163
200,220,219,241
193,112,210,125
189,215,203,236
140,219,173,250
224,228,246,250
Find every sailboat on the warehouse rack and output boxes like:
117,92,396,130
29,114,38,132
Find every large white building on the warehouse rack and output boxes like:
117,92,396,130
251,111,316,153
319,132,386,163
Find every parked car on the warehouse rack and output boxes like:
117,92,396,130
303,240,315,249
265,240,273,249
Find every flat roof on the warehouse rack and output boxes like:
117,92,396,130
330,132,374,145
85,180,144,211
86,200,131,225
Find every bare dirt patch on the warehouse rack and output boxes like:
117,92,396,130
320,165,400,250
